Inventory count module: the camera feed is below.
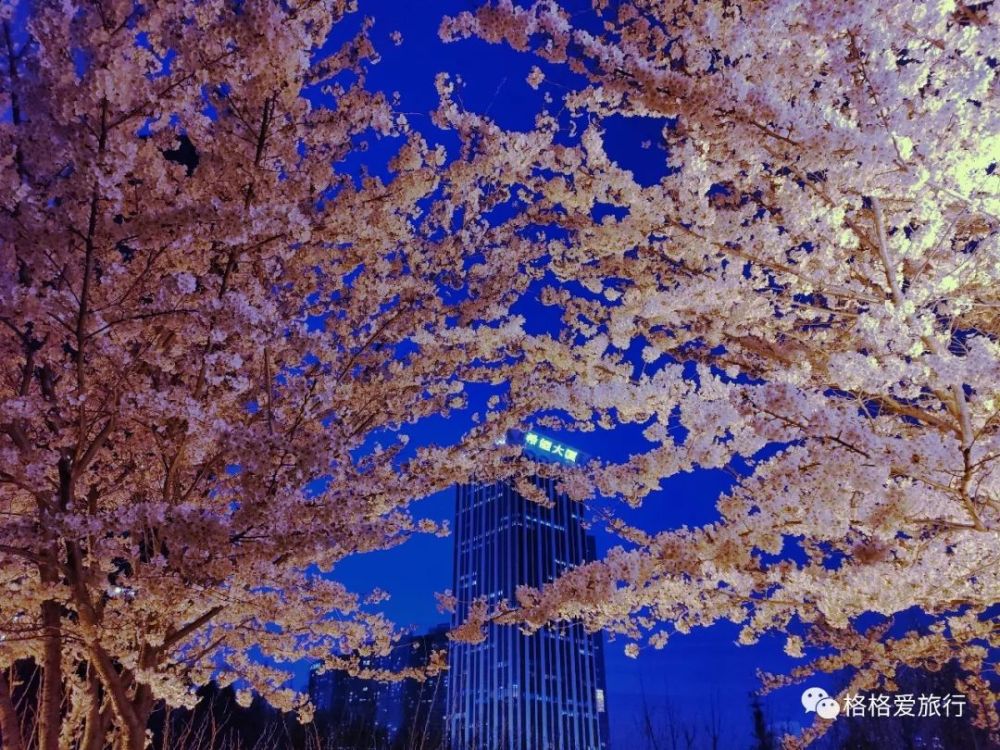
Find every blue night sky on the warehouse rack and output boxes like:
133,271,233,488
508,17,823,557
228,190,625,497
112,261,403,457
299,1,815,746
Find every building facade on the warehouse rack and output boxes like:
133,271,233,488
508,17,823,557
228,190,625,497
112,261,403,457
447,438,610,750
309,625,449,750
378,625,450,749
308,662,383,749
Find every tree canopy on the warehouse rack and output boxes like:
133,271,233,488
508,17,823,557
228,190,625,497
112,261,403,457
2,0,998,748
442,0,1000,744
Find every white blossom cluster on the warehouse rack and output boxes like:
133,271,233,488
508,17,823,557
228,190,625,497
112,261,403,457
442,1,1000,743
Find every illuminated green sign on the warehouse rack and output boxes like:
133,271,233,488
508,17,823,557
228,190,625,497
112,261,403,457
523,431,580,463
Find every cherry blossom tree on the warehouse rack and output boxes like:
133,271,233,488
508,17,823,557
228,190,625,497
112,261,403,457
3,0,999,746
442,0,1000,743
0,0,632,747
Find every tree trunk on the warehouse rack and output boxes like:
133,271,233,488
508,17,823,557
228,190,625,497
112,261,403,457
86,642,153,750
123,685,154,750
120,700,154,750
0,668,26,750
81,669,112,750
38,599,63,750
122,722,146,750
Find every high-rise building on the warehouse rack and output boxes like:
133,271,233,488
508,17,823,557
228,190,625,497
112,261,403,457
308,662,384,749
380,625,450,749
309,625,449,750
447,431,610,750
